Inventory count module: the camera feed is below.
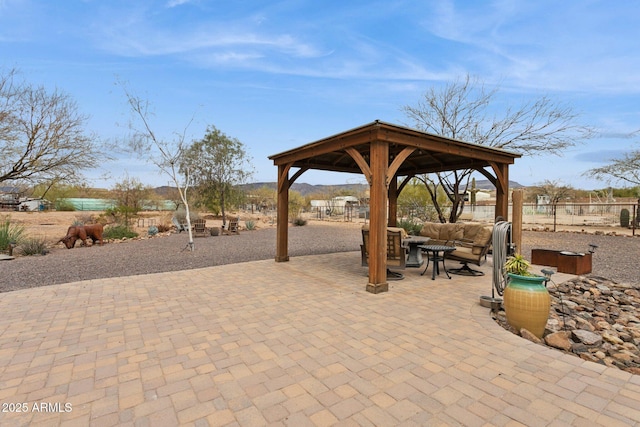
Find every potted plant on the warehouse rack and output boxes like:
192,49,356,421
504,253,533,276
503,253,550,339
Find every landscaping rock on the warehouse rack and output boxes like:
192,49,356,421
545,331,572,351
494,275,640,375
572,330,603,346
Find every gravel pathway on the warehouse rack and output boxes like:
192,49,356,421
1,225,638,293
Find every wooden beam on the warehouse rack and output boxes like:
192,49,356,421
290,162,364,175
387,147,416,186
289,167,308,187
271,131,374,165
475,167,497,187
380,130,518,164
345,147,372,185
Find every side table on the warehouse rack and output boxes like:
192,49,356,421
403,236,430,267
419,245,456,280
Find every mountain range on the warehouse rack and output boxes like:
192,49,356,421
239,179,523,196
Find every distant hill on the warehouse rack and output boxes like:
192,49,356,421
152,186,178,197
154,180,523,197
240,182,369,196
474,179,524,191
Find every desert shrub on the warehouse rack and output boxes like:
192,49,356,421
104,206,138,227
292,217,307,226
148,226,159,236
156,223,172,233
245,220,256,230
103,225,138,240
0,216,25,251
397,218,422,236
18,236,48,256
174,207,200,223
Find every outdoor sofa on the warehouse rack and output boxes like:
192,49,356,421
418,222,493,273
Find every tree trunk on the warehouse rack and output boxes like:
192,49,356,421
220,189,226,227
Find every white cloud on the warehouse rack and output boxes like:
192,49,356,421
421,1,640,94
165,0,192,8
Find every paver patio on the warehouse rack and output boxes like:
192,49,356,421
0,252,639,426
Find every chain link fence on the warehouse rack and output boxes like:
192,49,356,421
469,202,639,234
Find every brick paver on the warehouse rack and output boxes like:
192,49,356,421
0,252,638,425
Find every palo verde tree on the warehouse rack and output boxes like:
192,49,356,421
119,83,196,250
403,74,592,222
0,68,104,190
182,126,253,227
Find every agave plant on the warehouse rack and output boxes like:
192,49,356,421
0,216,25,252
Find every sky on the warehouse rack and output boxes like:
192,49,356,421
1,0,639,191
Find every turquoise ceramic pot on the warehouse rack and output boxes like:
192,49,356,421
503,273,550,338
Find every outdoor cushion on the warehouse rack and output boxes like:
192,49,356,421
362,224,409,239
438,223,464,241
420,223,442,240
472,226,493,255
461,223,484,240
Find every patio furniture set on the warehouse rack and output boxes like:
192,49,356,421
361,222,494,280
171,217,241,237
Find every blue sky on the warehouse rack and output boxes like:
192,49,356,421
1,0,639,190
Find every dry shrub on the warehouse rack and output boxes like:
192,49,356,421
156,223,172,233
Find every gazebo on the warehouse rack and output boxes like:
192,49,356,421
269,121,521,293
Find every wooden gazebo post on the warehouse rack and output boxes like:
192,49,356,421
275,164,290,262
366,140,389,294
493,162,510,221
388,176,398,228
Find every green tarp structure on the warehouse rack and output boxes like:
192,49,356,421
56,198,176,211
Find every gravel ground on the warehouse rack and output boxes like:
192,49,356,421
0,223,364,293
519,230,639,285
1,225,638,293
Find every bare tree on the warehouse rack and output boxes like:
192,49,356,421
403,74,592,222
530,179,574,231
583,145,640,189
119,84,196,250
0,68,103,187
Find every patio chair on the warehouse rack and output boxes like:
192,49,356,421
361,227,407,280
222,217,240,235
192,218,208,237
172,217,189,233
